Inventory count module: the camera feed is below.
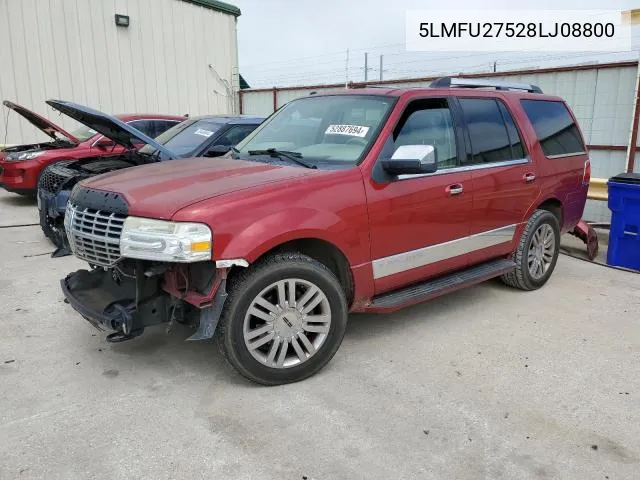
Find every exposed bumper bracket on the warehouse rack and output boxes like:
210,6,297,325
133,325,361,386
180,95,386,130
186,278,228,341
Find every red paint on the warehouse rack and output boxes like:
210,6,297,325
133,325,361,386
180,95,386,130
81,87,588,311
163,265,228,307
0,113,184,194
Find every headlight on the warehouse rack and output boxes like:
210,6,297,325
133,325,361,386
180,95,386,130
5,151,43,162
120,217,212,262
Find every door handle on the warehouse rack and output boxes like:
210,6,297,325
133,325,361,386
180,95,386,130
523,172,536,183
446,184,464,196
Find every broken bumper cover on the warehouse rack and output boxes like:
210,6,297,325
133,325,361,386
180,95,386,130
60,264,229,342
38,188,72,253
60,268,168,336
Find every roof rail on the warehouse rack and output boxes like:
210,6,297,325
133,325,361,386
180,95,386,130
430,77,543,94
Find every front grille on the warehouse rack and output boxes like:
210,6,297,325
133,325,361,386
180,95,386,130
39,165,71,194
65,203,126,267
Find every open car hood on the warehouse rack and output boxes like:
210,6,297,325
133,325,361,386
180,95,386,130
3,100,80,144
45,100,175,157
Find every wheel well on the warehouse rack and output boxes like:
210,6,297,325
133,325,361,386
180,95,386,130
536,198,563,227
244,238,354,303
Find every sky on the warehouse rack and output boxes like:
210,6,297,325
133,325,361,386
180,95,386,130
232,0,640,88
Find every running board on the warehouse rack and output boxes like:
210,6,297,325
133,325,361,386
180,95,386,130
367,259,516,312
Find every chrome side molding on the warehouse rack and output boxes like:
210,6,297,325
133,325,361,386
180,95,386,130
372,224,517,279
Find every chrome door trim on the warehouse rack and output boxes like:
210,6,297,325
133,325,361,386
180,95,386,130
545,151,586,159
372,224,517,279
397,158,529,180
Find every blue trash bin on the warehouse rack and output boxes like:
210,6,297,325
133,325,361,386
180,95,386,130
607,172,640,270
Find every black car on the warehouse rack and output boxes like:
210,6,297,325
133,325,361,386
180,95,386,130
37,101,263,256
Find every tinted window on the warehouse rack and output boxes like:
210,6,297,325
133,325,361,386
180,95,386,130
497,101,525,159
152,120,181,138
128,119,179,139
213,125,258,147
521,100,585,156
387,99,457,168
127,120,154,138
459,98,519,165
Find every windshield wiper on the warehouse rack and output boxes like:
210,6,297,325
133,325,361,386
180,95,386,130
248,148,316,169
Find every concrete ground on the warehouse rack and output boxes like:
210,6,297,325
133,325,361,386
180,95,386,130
0,189,639,480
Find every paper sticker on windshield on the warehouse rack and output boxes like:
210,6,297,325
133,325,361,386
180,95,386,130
194,128,214,138
325,124,369,137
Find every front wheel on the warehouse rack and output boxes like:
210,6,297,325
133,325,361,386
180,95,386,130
217,253,348,385
501,209,560,291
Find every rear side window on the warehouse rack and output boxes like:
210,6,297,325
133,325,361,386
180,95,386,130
521,100,585,157
459,98,524,165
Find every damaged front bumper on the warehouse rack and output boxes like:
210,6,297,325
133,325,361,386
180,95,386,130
60,262,228,343
38,187,72,256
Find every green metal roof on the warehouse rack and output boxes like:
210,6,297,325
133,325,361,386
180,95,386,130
179,0,241,17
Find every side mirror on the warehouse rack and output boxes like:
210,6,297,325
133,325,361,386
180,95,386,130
94,137,116,149
382,145,437,175
203,145,231,157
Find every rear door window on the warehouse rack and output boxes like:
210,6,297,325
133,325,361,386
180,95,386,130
459,98,524,165
520,100,585,157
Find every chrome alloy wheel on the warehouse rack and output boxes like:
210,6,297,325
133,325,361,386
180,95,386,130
243,278,332,369
528,223,555,280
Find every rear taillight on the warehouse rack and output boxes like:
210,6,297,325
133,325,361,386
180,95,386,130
582,159,591,186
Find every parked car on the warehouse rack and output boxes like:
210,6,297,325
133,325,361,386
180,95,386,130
0,100,184,196
37,101,263,255
60,78,590,385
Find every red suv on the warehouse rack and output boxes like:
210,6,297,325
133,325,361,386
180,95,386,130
0,100,184,195
60,78,589,385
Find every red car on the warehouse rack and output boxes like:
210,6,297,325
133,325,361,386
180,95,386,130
0,101,184,195
61,78,589,385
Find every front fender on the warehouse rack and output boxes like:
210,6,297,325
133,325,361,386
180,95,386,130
216,206,365,265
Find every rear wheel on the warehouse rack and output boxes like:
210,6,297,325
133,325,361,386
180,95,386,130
217,253,348,385
501,209,560,291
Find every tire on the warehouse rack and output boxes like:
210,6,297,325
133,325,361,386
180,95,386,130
501,209,560,291
217,253,348,385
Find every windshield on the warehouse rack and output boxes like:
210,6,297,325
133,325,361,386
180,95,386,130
139,119,222,158
70,125,99,142
235,95,395,167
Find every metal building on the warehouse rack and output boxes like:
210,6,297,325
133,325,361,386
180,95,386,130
0,0,241,144
239,61,640,223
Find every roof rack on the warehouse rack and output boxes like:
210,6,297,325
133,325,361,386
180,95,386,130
430,77,543,94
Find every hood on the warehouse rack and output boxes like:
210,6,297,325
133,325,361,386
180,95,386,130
45,100,175,157
80,157,319,219
3,100,80,144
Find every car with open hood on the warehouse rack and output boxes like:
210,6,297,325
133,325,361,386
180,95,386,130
37,102,263,255
0,100,184,196
60,79,590,385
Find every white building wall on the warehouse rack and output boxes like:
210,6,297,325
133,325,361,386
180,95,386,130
0,0,239,144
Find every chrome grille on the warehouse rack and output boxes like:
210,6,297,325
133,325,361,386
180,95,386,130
65,203,126,267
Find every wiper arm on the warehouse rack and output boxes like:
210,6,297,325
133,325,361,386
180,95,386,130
248,148,316,169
